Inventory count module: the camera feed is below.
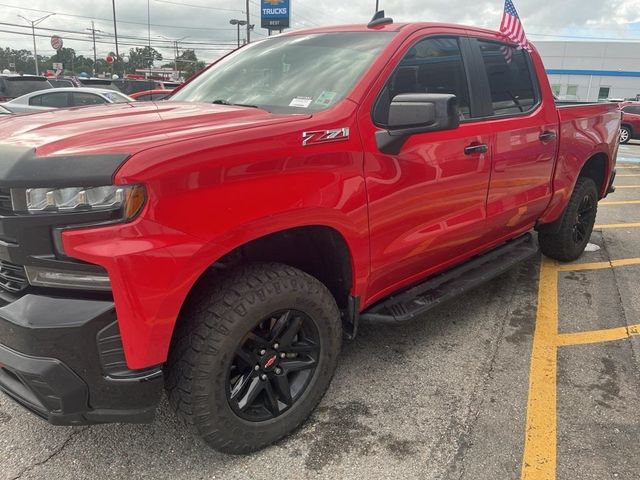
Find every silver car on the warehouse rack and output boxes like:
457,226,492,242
1,87,134,113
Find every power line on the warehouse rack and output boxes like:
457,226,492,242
0,21,237,46
153,0,242,13
0,2,237,31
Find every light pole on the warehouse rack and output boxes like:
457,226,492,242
18,13,55,76
245,0,250,44
230,19,247,48
375,1,379,12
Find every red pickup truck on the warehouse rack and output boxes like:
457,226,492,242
0,16,620,453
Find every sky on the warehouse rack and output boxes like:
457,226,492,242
2,0,640,65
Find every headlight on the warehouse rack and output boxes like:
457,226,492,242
12,185,146,220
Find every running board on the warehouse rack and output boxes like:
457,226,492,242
361,233,539,324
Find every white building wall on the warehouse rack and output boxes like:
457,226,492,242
535,41,640,102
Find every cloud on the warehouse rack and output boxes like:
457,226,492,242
1,0,639,65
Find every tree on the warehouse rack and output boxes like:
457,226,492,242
0,48,36,74
125,46,163,74
175,49,206,79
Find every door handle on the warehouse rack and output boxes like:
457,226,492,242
464,143,488,155
539,131,557,142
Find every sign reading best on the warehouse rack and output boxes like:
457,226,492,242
261,0,290,29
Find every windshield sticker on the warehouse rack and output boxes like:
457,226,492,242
315,91,337,106
289,96,313,108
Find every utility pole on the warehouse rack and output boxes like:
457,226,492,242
246,0,251,44
86,21,102,77
111,0,120,72
147,0,151,51
18,13,55,76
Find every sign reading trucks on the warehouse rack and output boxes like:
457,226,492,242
261,0,290,30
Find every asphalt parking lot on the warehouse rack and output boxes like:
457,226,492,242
2,147,640,480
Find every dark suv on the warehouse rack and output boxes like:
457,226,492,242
0,75,53,102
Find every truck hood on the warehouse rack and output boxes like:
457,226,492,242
0,102,310,157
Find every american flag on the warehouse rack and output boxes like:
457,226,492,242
500,0,532,53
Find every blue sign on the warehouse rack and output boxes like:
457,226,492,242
261,0,290,30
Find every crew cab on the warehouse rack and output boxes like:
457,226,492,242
0,16,619,454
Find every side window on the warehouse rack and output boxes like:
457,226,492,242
29,95,42,106
623,106,640,115
36,92,70,108
373,37,471,124
73,93,107,106
477,41,537,116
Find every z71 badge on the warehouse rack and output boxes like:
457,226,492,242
302,128,350,146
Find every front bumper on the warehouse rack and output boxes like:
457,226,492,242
0,292,163,425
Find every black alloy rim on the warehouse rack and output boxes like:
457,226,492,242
572,194,596,244
226,309,321,422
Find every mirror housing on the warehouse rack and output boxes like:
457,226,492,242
376,93,460,154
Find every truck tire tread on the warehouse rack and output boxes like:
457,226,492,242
164,262,342,454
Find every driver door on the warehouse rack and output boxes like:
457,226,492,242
359,35,493,304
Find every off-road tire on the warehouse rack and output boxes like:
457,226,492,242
165,262,342,454
539,177,599,262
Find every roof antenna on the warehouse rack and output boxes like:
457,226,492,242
368,10,393,28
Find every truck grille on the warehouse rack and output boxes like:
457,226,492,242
0,188,13,213
0,260,28,293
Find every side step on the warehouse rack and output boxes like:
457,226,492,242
360,233,539,324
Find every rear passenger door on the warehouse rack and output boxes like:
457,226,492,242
469,38,558,239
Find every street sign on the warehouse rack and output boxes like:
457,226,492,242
106,55,114,65
261,0,290,30
9,63,15,68
52,62,63,75
51,35,63,51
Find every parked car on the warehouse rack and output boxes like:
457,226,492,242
77,78,121,91
114,79,180,95
0,74,53,102
0,18,619,454
619,102,640,143
129,89,173,101
1,87,134,113
48,77,79,88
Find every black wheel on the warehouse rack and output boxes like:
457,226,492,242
539,177,599,262
165,262,342,454
620,126,631,144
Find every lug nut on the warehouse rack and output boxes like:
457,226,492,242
275,368,282,375
254,365,260,371
260,374,268,381
273,343,279,349
259,349,266,356
280,352,286,359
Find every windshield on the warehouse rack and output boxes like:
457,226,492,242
170,32,395,113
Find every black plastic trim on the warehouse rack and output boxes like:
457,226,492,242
0,293,164,425
0,145,129,188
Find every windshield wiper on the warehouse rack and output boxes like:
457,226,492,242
212,99,259,109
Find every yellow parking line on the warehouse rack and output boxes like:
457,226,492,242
600,200,640,205
557,324,640,347
555,257,640,272
521,258,558,480
616,185,640,189
521,256,640,479
596,223,640,229
617,174,640,177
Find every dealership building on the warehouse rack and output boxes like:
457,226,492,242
536,41,640,102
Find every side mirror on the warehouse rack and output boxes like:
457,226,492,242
377,93,460,154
